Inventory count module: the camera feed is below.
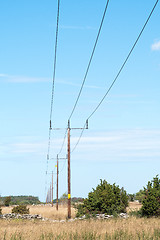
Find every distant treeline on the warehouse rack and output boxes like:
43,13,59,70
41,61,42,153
0,196,41,205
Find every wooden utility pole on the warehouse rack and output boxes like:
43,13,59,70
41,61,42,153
52,120,88,219
50,183,52,204
56,155,59,210
52,171,53,207
67,121,71,219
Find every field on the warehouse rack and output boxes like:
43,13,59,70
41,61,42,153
1,203,160,240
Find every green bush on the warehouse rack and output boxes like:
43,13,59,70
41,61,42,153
4,196,11,206
76,180,128,217
12,205,29,214
141,175,160,217
0,208,2,215
135,189,145,203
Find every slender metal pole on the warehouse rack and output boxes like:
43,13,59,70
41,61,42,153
68,122,71,219
56,155,59,210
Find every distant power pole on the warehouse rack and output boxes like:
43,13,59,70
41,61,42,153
50,183,52,204
56,155,59,211
52,171,53,207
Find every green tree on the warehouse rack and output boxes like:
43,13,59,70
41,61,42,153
135,189,145,203
141,175,160,217
4,196,11,206
76,180,128,217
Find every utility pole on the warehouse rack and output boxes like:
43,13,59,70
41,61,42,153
67,120,71,219
50,156,67,211
52,120,88,219
50,183,52,204
52,171,53,207
56,154,59,210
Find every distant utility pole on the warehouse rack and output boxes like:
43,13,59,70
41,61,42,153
50,156,67,211
50,182,52,204
56,155,59,210
52,171,53,207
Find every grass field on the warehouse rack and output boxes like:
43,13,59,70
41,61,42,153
1,203,160,240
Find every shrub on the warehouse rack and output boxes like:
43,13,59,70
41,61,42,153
135,189,145,203
76,180,128,217
141,175,160,217
4,196,11,206
12,205,29,214
0,208,2,215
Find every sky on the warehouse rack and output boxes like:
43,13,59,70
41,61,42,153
0,0,160,202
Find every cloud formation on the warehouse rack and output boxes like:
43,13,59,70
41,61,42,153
0,74,49,83
151,40,160,51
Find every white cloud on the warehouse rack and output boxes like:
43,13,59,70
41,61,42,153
0,74,49,83
71,129,160,161
151,40,160,51
1,129,160,163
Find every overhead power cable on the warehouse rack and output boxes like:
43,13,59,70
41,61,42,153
46,0,60,194
68,0,110,120
87,0,159,120
57,0,110,157
71,0,159,153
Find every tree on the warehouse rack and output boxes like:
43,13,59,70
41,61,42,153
135,189,145,203
4,196,11,207
141,175,160,217
76,180,128,217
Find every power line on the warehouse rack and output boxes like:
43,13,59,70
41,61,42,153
71,122,87,153
70,0,159,153
57,0,110,157
46,0,60,195
68,0,110,120
87,0,159,120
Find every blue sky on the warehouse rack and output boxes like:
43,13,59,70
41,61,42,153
0,0,160,201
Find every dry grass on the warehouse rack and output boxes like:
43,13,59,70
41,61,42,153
127,201,142,213
0,217,160,239
1,204,76,220
1,203,160,239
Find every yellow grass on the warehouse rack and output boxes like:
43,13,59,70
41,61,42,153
127,201,142,213
0,217,160,239
1,204,76,220
1,202,160,239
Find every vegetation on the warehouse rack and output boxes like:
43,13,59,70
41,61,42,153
0,195,41,205
0,208,2,215
135,189,145,203
12,205,29,214
4,196,11,206
76,180,128,217
0,216,160,240
141,175,160,217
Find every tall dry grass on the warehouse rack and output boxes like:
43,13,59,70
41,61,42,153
0,217,160,239
1,202,160,239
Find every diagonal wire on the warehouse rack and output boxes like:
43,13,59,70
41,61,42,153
68,0,110,120
57,0,110,157
46,0,60,197
71,0,159,153
71,123,86,153
87,0,159,120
